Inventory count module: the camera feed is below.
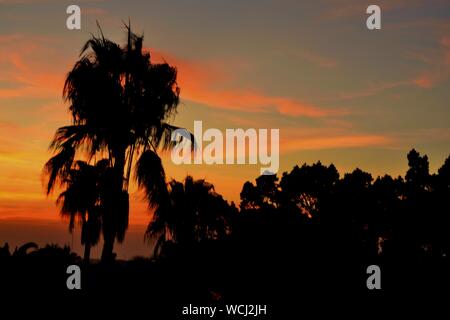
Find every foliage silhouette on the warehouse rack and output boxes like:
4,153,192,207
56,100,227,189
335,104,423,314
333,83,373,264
43,24,191,262
145,175,237,257
55,160,107,263
3,23,442,308
3,150,450,310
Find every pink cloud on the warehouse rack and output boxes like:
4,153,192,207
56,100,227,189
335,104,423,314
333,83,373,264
0,35,68,99
413,74,434,88
282,134,392,152
327,34,450,101
280,126,394,152
410,36,450,89
150,49,344,118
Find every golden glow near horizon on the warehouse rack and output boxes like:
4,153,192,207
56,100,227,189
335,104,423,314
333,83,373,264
0,0,449,230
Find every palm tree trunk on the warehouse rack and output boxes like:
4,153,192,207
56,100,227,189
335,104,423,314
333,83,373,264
83,243,91,264
100,146,127,263
101,232,115,263
81,215,92,264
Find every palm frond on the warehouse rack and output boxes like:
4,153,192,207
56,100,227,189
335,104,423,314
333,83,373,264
135,149,169,208
43,145,75,195
154,122,194,152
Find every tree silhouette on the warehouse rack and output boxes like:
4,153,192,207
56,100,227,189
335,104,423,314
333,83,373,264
240,174,279,210
406,149,430,191
55,160,105,263
12,242,38,257
144,176,236,256
3,148,450,296
43,24,191,262
279,162,339,220
434,155,450,255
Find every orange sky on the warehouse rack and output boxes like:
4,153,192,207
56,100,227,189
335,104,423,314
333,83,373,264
0,0,449,257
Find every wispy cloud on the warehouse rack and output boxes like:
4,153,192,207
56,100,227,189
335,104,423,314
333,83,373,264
294,50,337,68
330,80,411,101
410,35,450,88
283,134,392,152
323,34,450,101
321,0,448,20
150,49,345,118
280,126,394,152
0,34,68,99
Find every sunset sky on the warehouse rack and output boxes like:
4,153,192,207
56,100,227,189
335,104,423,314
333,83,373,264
1,0,449,258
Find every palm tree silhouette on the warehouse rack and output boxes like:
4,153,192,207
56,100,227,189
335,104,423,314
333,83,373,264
43,24,190,262
55,160,104,263
145,176,235,256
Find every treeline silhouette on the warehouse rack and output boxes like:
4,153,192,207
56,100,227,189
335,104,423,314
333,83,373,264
0,26,448,311
1,149,449,304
